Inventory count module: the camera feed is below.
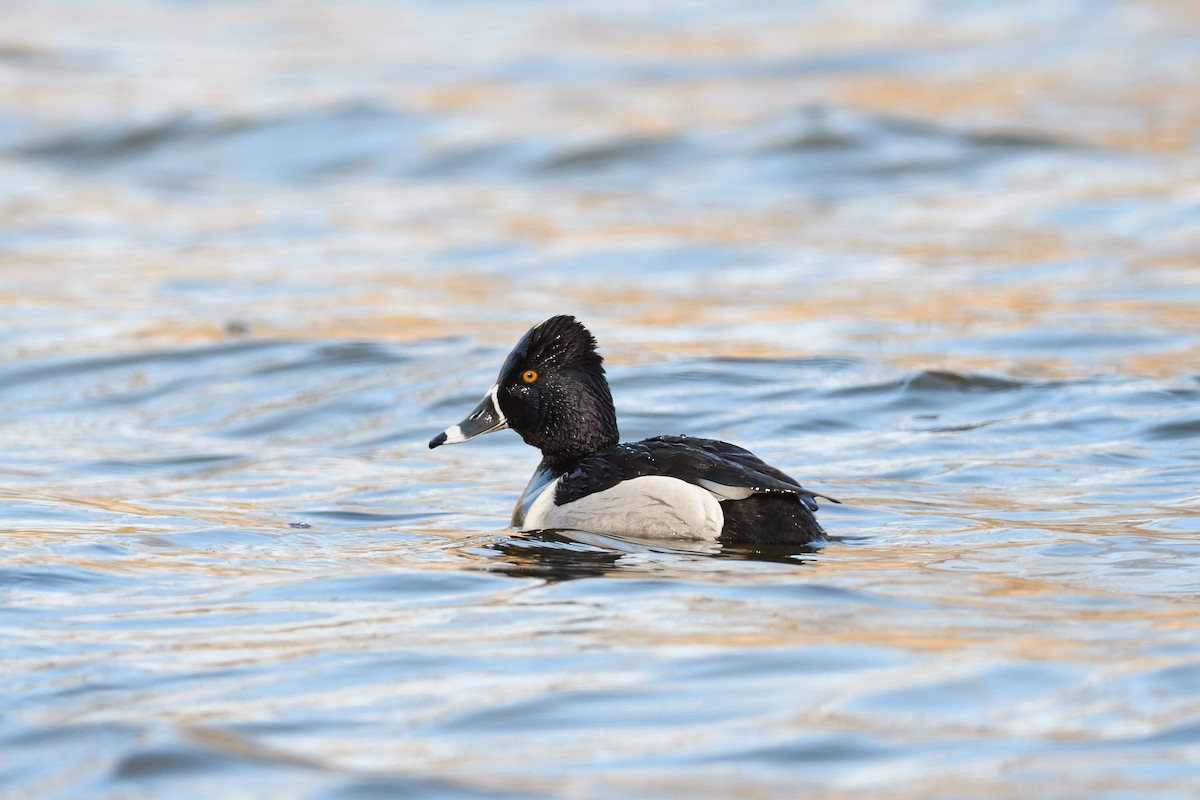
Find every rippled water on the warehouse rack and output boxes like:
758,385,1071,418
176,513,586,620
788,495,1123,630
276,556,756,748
3,1,1200,797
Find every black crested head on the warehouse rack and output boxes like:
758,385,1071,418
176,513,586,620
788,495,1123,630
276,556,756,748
495,315,618,467
500,314,601,377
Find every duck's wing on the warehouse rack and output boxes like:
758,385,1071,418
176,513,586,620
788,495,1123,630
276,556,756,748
555,435,839,511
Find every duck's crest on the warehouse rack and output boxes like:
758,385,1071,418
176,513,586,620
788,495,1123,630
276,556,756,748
520,315,602,371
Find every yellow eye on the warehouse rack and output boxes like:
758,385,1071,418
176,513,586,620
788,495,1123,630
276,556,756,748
522,369,538,384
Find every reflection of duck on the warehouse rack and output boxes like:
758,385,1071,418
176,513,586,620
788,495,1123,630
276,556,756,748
430,315,838,545
489,530,625,582
487,529,822,583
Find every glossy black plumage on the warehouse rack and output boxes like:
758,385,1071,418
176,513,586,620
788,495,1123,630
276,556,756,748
717,493,826,546
557,436,836,510
494,316,618,466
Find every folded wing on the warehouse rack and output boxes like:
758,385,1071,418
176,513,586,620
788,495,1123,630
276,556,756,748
556,435,839,511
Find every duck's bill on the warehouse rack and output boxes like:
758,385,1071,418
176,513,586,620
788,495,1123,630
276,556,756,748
428,386,509,449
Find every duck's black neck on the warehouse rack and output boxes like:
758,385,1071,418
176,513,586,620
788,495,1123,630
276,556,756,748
529,377,619,473
538,430,618,475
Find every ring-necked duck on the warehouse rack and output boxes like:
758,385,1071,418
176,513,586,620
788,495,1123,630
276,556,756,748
429,315,837,544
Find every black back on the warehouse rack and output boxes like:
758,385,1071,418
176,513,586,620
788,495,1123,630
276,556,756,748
556,435,838,510
554,435,835,545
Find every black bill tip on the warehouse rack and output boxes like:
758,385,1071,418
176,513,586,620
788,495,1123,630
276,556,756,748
428,432,447,449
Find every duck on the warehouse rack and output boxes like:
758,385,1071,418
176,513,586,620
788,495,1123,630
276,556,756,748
428,315,837,545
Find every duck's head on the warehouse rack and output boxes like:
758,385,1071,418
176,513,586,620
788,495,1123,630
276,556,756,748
429,315,619,466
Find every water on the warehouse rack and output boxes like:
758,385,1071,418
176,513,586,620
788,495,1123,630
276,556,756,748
2,0,1200,797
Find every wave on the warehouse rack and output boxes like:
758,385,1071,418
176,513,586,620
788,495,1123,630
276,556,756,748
13,103,1083,194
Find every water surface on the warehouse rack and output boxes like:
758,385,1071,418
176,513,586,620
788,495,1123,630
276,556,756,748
2,1,1200,798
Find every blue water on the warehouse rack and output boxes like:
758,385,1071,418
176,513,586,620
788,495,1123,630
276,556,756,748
2,1,1200,798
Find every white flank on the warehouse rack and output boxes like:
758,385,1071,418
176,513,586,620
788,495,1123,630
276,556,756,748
521,475,724,541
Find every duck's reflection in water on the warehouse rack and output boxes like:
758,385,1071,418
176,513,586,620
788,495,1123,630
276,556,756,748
486,528,824,582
